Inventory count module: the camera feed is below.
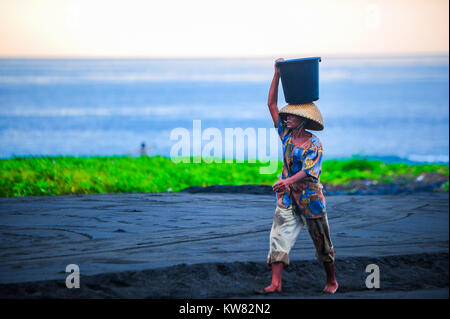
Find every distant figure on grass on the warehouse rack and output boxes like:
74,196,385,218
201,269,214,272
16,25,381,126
139,142,148,156
128,141,151,157
255,58,338,295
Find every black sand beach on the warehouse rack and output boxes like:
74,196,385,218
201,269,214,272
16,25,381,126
0,188,448,298
0,253,447,299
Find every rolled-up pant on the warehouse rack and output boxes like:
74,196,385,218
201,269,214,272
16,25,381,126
267,204,335,266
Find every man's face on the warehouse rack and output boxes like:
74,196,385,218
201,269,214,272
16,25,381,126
286,114,304,129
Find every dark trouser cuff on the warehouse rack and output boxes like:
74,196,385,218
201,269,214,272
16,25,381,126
267,251,289,267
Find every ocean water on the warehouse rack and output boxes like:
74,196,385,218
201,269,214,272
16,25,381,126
0,56,448,163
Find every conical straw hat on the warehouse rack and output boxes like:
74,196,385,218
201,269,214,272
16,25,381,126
279,102,324,131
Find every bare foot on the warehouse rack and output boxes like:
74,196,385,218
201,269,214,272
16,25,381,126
323,280,338,294
255,283,282,294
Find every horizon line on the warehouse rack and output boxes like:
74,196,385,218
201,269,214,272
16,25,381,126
0,52,449,60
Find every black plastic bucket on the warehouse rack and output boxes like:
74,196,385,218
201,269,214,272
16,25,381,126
276,57,321,104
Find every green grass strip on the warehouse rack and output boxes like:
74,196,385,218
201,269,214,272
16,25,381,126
0,155,448,197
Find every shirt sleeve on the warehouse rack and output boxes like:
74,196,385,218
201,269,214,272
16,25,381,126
301,138,323,181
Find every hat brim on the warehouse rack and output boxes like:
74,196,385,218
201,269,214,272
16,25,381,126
279,103,324,131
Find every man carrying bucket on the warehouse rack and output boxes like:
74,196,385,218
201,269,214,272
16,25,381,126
255,58,338,295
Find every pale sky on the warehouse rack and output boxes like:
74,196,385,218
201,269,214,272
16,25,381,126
0,0,448,57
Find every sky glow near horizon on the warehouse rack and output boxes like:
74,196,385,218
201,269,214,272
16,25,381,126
0,0,449,58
